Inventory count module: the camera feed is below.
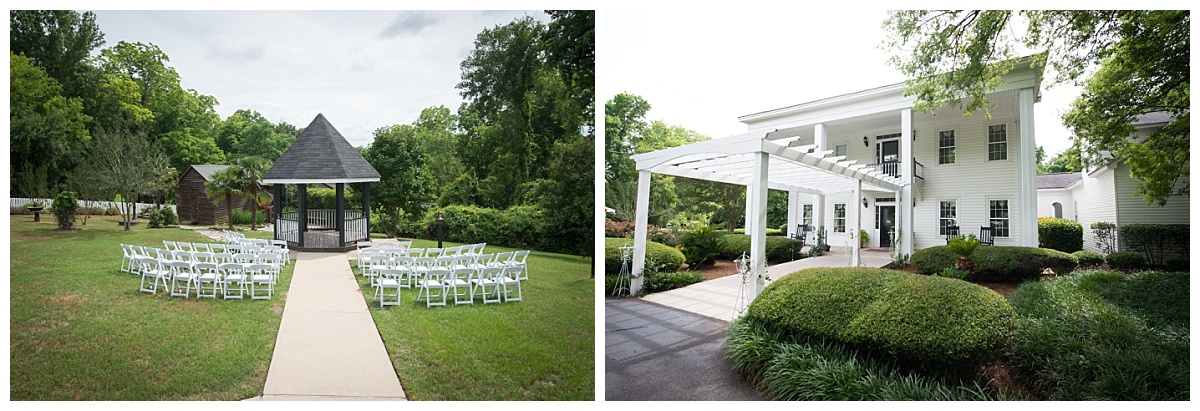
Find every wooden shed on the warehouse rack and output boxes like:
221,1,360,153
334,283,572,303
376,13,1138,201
176,165,257,226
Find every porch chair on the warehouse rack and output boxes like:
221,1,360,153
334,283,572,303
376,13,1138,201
979,226,995,246
945,225,960,244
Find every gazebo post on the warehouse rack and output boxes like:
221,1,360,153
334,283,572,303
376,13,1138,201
273,184,282,241
298,183,307,248
336,183,345,247
361,183,371,241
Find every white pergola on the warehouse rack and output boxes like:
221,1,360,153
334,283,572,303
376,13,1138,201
629,121,915,302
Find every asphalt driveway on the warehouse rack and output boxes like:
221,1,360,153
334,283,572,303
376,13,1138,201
605,297,764,401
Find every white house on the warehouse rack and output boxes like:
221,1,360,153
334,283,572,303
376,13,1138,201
1035,112,1189,254
627,60,1045,298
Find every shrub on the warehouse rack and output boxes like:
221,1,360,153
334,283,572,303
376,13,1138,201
1165,258,1188,272
1090,221,1118,254
1106,252,1145,270
603,237,684,275
946,233,981,271
231,209,268,226
732,227,783,236
604,220,636,238
1120,224,1187,266
647,225,682,245
643,271,705,293
715,234,805,263
420,205,545,250
1072,250,1105,267
147,208,166,228
747,267,1014,371
912,245,1077,282
678,224,721,267
1038,218,1083,252
105,206,120,216
51,191,78,229
910,246,958,273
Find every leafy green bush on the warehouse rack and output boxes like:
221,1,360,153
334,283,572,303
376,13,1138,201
1072,250,1105,267
1038,218,1083,252
1007,270,1190,400
1165,258,1188,272
1119,223,1187,266
747,267,1014,371
715,234,805,262
603,237,684,275
51,191,78,229
230,209,267,226
910,246,958,273
147,209,165,228
913,245,1077,282
1090,221,1118,254
643,271,705,293
1105,252,1145,270
419,205,544,250
733,227,783,236
678,224,721,267
105,206,120,216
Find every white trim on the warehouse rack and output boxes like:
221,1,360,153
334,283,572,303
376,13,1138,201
261,178,380,184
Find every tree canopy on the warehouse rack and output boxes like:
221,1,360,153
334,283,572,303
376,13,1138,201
883,10,1189,205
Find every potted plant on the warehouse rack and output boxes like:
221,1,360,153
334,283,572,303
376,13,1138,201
859,229,870,248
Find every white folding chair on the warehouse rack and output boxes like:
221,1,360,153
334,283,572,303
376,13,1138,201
417,268,449,307
394,256,416,288
405,247,425,258
120,244,135,273
472,266,503,304
192,243,211,253
167,260,197,298
498,265,522,302
163,240,179,251
425,247,443,258
447,268,474,305
209,243,227,254
220,263,247,299
247,263,274,300
138,257,168,294
493,251,514,267
511,250,530,280
194,262,221,298
375,268,405,307
270,240,290,260
177,242,195,253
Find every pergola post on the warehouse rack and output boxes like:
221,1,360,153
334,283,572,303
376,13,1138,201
744,185,754,237
631,170,652,295
336,183,345,247
814,194,826,242
298,183,307,248
786,190,799,238
749,152,769,301
899,108,914,257
1017,87,1038,246
852,179,862,266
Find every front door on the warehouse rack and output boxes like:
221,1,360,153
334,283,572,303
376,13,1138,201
878,206,895,248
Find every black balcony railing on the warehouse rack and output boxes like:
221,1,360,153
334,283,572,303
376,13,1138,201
867,161,924,180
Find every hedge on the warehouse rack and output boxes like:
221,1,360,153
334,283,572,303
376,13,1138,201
417,205,544,251
715,234,805,263
1072,250,1105,267
911,246,1078,282
604,237,684,275
1106,252,1145,270
1119,224,1188,266
747,267,1014,370
1038,218,1083,253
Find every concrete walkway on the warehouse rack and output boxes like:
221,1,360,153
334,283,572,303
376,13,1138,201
642,246,894,322
256,252,406,401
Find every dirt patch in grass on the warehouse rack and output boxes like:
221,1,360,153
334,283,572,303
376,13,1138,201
979,360,1039,400
689,259,740,280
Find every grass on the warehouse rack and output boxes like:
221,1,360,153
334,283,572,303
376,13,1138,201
353,238,595,400
9,215,294,400
1006,269,1190,400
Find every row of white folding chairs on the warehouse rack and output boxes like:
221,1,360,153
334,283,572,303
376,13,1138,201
134,255,277,300
356,240,414,251
362,250,528,283
356,243,493,269
162,239,289,260
374,264,524,308
123,244,285,276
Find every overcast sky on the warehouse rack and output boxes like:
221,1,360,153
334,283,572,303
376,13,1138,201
91,10,549,148
603,8,1083,156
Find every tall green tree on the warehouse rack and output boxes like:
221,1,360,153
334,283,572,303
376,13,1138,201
204,167,241,230
77,128,167,230
543,10,595,135
603,93,651,183
1039,144,1084,174
883,10,1189,205
10,52,92,196
366,124,437,227
231,156,272,230
9,10,105,98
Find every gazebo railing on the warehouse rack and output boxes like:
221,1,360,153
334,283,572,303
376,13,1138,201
275,209,368,247
276,211,301,244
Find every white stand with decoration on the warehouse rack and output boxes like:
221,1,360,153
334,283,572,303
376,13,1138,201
731,252,753,321
611,243,634,296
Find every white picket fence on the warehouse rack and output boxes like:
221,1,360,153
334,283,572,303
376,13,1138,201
10,197,174,214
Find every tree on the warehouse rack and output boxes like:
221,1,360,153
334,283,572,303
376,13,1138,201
9,10,105,98
10,52,92,196
78,128,166,230
411,106,463,196
232,122,292,161
160,129,226,175
204,167,241,230
538,135,594,256
604,93,651,182
231,156,272,230
366,124,437,228
1039,144,1084,174
883,10,1189,205
543,10,595,135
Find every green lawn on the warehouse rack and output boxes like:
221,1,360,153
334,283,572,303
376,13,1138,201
9,215,294,400
354,238,595,400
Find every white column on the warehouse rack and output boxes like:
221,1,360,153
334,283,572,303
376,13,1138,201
813,194,826,240
631,170,652,294
786,190,799,238
852,179,862,266
1018,88,1038,247
749,152,769,302
814,123,827,151
899,108,914,257
744,185,754,237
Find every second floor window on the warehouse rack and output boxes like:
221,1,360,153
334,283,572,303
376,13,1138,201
938,130,955,164
835,144,847,158
988,124,1007,161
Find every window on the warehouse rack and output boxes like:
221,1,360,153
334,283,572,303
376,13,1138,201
835,144,847,157
938,130,955,164
833,203,846,233
803,204,813,226
988,124,1007,161
989,200,1009,237
1052,202,1063,219
939,200,957,235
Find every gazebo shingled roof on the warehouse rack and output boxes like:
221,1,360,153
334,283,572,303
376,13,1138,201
262,113,380,184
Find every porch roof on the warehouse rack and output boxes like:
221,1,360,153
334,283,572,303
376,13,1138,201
632,128,906,194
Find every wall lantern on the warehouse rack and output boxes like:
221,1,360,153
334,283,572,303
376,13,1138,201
862,135,869,147
862,197,869,208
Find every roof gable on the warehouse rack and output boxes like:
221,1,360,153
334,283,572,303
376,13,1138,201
188,165,232,182
262,113,381,183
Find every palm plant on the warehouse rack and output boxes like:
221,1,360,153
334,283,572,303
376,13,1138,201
204,167,241,230
232,156,273,230
946,233,981,272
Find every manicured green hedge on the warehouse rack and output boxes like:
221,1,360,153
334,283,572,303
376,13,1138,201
911,246,1077,282
417,205,544,250
1038,218,1083,253
747,267,1015,370
603,237,684,275
732,227,783,236
715,234,805,262
1105,252,1145,270
1119,224,1188,266
1072,250,1105,267
643,271,705,293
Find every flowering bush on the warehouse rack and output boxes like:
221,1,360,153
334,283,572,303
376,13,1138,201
605,220,636,238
